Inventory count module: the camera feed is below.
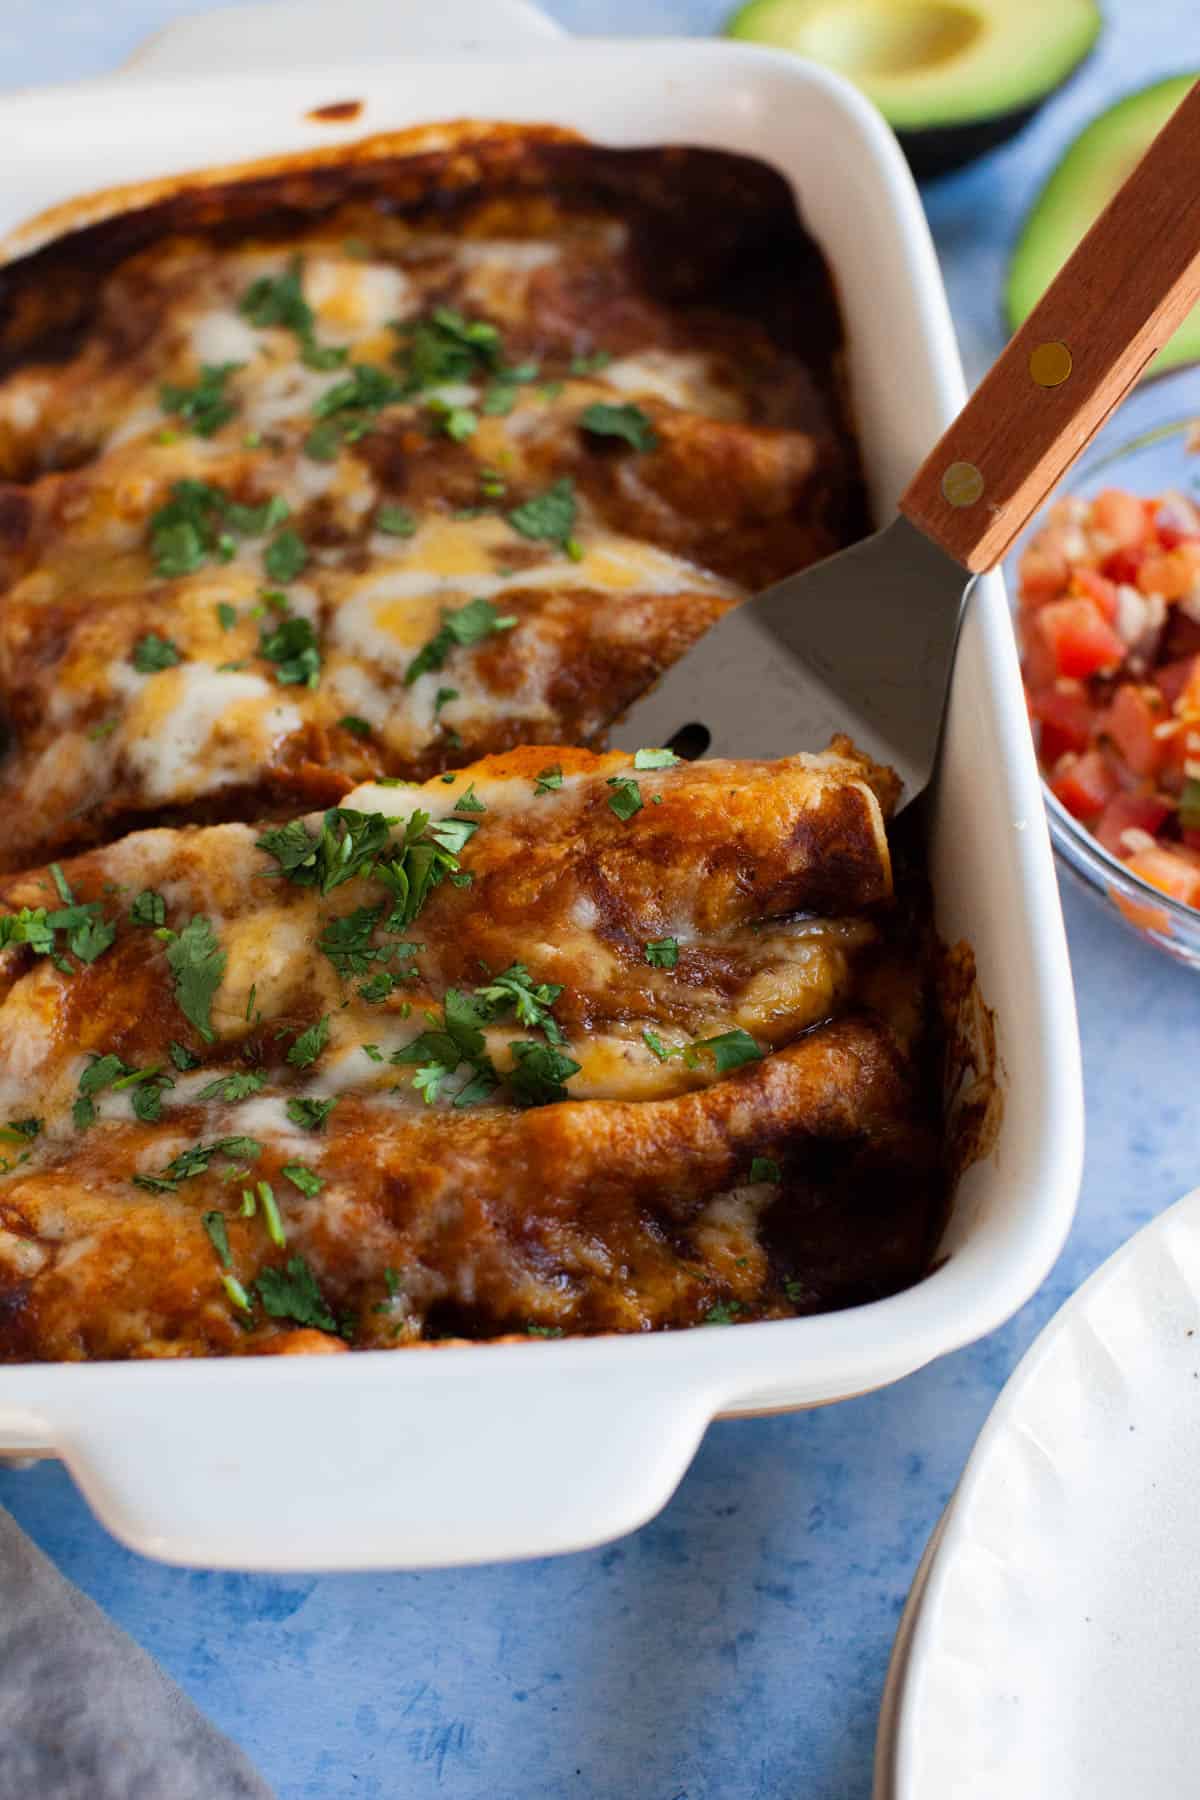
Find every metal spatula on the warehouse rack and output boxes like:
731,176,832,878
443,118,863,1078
612,79,1200,804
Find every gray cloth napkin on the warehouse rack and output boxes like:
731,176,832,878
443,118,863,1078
0,1506,274,1799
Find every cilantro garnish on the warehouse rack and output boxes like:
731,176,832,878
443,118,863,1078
426,398,477,442
569,350,612,375
131,1134,262,1193
318,905,384,976
216,601,237,631
633,747,679,770
164,915,226,1043
258,614,320,687
148,479,289,578
455,783,485,813
749,1157,781,1184
257,1180,285,1249
375,504,417,537
255,1255,337,1333
159,362,241,437
527,1323,564,1337
282,1163,324,1198
507,477,577,547
393,306,502,392
338,715,372,739
287,1015,330,1069
131,633,182,674
263,528,308,584
238,256,347,370
606,776,643,821
404,597,517,686
687,1029,762,1074
703,1301,745,1326
645,937,678,968
506,1041,581,1107
203,1210,232,1268
196,1070,267,1103
0,892,116,971
285,1096,337,1132
474,964,566,1044
533,764,563,795
0,1117,41,1144
358,971,399,1003
303,361,404,458
223,1274,253,1314
130,889,165,927
579,402,658,453
256,808,397,895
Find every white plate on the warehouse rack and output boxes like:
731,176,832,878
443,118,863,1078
881,1188,1200,1798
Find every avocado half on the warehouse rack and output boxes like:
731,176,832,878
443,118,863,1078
1009,75,1200,377
723,0,1102,179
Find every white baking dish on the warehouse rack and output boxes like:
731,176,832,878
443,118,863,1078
0,0,1083,1570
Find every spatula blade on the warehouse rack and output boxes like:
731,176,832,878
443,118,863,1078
609,516,972,806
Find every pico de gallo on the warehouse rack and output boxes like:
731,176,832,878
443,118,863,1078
1018,484,1200,910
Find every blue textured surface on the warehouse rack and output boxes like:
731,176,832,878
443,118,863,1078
1,4,1197,1796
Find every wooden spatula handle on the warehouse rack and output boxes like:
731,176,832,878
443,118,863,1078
901,78,1200,574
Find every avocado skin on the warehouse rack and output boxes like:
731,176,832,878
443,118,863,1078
899,97,1069,184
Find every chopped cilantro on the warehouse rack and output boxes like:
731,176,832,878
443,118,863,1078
338,715,372,738
131,633,182,673
0,1117,41,1144
507,476,576,547
569,350,612,375
87,719,118,742
393,306,501,392
475,964,566,1044
130,890,166,927
216,601,238,631
282,1163,324,1197
319,904,384,976
255,1255,337,1333
749,1157,781,1184
304,420,343,462
50,863,72,905
606,776,643,821
507,1041,581,1107
131,1134,262,1192
223,1273,253,1313
686,1029,762,1074
703,1301,745,1326
197,1070,267,1103
642,1028,680,1063
263,528,308,584
165,915,226,1043
68,913,117,964
159,361,241,437
481,382,517,416
287,1015,331,1069
148,479,288,578
375,502,417,537
454,783,485,813
361,1043,385,1062
645,937,679,968
257,808,397,895
203,1210,232,1268
579,401,657,452
404,596,517,686
358,971,399,1003
633,747,679,770
238,256,346,370
285,1096,337,1132
527,1323,564,1338
258,614,320,687
169,1041,201,1071
533,764,563,795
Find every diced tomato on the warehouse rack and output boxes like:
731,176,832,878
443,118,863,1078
1018,542,1070,605
1069,566,1118,620
1029,684,1096,762
1050,749,1119,821
1137,545,1200,600
1094,790,1171,856
1103,682,1167,778
1101,546,1145,585
1156,523,1200,552
1033,598,1127,680
1124,844,1200,907
1093,487,1148,549
1154,655,1200,708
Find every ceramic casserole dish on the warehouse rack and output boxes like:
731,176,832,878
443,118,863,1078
0,0,1083,1570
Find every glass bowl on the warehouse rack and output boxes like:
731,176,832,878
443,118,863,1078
1005,368,1200,970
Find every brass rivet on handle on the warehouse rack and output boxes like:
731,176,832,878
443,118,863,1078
1029,340,1073,387
941,460,984,508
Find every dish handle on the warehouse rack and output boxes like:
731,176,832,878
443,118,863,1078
17,1353,717,1569
121,0,566,80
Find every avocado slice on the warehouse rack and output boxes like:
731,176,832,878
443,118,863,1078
723,0,1101,179
1008,75,1200,377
